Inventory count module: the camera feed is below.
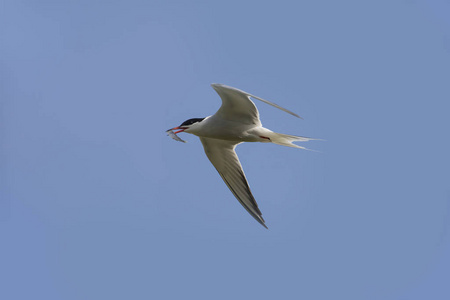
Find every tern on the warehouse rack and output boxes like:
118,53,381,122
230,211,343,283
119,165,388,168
167,84,314,228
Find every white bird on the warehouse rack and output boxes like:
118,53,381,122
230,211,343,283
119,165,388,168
167,84,314,228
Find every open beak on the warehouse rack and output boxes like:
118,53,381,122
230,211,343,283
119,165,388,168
167,126,186,134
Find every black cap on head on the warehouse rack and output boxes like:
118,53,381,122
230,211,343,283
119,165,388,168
180,118,205,127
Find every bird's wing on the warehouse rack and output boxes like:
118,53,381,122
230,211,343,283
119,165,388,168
211,83,301,126
199,137,267,228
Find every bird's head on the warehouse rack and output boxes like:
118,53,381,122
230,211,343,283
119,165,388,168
168,117,205,134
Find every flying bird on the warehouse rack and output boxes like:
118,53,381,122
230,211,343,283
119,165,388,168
167,84,314,228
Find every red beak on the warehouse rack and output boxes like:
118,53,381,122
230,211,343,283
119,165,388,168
168,126,186,134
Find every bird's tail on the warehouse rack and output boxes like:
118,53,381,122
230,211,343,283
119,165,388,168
266,132,319,150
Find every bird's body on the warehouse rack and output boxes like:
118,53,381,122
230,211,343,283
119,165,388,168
167,84,314,228
187,116,272,142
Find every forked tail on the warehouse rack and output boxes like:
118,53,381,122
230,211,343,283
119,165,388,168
266,132,318,150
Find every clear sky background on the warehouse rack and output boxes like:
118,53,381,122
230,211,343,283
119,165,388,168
2,1,450,299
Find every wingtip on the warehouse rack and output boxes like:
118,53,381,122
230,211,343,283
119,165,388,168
293,113,303,119
211,83,224,88
256,216,269,229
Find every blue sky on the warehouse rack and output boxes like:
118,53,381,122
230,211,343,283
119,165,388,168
2,1,450,299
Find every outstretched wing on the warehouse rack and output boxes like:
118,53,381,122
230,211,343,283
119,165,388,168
211,83,301,126
199,137,267,228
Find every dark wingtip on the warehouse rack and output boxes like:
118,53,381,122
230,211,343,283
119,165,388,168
256,215,268,229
